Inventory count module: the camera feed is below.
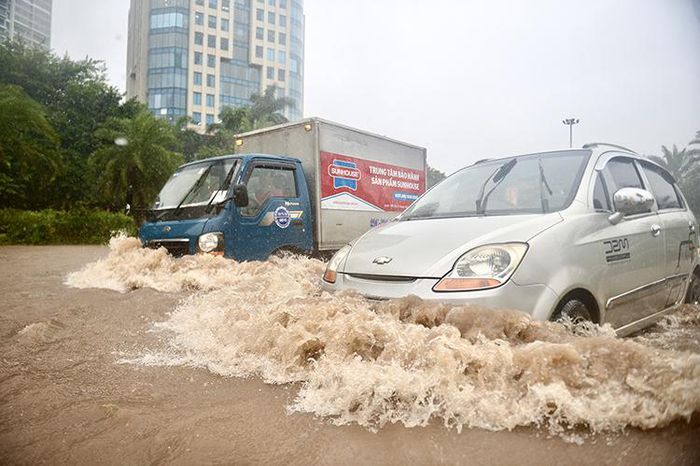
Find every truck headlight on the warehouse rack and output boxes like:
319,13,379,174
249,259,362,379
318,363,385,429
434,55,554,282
323,245,352,283
198,232,224,253
433,243,528,291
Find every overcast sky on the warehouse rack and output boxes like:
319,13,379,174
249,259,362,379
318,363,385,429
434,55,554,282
52,0,700,173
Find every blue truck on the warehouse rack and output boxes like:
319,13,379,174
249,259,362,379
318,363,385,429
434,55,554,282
139,118,427,261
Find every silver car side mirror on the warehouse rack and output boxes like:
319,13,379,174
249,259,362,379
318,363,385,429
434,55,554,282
609,187,655,224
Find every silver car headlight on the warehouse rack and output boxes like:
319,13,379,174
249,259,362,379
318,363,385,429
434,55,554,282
323,244,352,283
198,232,224,254
433,243,528,292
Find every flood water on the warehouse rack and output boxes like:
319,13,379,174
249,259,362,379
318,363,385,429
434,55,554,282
64,235,700,443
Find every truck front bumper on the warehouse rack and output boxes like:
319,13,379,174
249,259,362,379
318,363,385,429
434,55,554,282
323,273,559,320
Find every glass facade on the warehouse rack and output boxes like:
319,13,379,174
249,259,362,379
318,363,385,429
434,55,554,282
287,0,304,120
134,0,303,127
0,0,52,49
219,0,261,111
147,0,190,122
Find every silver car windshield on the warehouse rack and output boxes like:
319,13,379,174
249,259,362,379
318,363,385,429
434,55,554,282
402,150,591,219
154,158,238,210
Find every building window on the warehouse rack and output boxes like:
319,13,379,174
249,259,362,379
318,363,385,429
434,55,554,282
194,32,204,45
256,8,264,20
290,57,298,73
255,45,263,58
278,32,286,45
277,50,286,65
268,12,275,24
207,54,216,67
209,0,218,8
195,12,204,25
206,114,215,125
279,14,286,27
278,69,285,81
194,52,203,64
267,67,274,79
196,0,204,5
268,0,276,6
221,18,229,31
207,74,216,87
206,94,215,107
193,92,202,105
208,15,216,28
221,38,229,50
267,48,275,61
256,27,264,40
194,72,203,85
280,0,287,8
150,12,187,30
208,34,216,48
267,30,275,42
222,0,230,11
193,112,202,124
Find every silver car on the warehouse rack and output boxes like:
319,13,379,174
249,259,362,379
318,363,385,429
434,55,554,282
322,144,700,335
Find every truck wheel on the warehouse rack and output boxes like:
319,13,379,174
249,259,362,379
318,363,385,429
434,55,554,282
552,298,593,324
686,273,700,305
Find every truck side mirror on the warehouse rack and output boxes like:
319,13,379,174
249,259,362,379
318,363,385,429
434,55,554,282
233,184,249,207
609,187,655,224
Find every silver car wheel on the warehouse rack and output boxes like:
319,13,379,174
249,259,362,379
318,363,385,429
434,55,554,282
553,298,593,324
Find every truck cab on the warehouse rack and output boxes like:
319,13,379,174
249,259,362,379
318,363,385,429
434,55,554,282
139,154,314,261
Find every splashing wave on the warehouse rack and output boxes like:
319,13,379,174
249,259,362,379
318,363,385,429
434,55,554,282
67,235,700,435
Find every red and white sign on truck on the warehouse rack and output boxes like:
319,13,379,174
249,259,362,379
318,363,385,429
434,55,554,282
320,151,426,212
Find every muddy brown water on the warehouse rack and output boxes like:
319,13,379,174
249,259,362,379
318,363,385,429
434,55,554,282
1,242,699,465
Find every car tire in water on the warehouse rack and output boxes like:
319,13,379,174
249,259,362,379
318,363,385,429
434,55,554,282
686,273,700,305
552,298,593,324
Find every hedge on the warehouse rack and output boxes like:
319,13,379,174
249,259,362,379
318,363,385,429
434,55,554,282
0,209,137,245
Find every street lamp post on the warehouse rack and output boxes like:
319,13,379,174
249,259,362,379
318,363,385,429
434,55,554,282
562,118,580,148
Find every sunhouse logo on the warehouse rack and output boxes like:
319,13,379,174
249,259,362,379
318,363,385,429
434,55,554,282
328,159,361,191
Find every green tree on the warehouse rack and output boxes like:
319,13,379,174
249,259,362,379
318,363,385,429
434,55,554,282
247,84,294,129
0,40,127,208
219,105,254,134
649,135,700,217
89,107,184,212
0,85,60,207
427,165,447,188
647,144,698,184
174,115,210,162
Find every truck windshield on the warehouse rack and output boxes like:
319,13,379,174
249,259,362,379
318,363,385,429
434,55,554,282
401,150,590,220
154,158,238,210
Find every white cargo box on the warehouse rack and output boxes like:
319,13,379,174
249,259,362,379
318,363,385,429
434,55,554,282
235,118,427,251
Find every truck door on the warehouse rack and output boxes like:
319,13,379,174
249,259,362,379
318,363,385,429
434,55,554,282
596,157,667,328
232,161,311,261
638,160,695,305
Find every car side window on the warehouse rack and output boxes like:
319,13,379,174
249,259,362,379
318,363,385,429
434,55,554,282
604,158,644,191
241,166,297,217
640,162,682,210
601,157,651,215
592,174,611,211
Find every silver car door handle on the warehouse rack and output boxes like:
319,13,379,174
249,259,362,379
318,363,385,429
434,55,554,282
651,224,661,237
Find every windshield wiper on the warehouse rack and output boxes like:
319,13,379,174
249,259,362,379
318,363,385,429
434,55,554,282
173,164,214,217
538,159,553,213
205,163,237,213
475,158,517,214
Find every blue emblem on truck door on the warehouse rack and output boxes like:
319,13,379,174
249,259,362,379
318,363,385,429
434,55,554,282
274,206,291,229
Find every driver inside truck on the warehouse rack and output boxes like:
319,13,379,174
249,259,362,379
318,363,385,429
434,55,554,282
242,168,286,215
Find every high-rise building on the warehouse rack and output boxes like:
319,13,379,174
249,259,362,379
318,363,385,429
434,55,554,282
126,0,304,129
0,0,52,49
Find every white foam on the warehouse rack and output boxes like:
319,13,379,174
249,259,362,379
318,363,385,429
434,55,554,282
67,235,700,436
